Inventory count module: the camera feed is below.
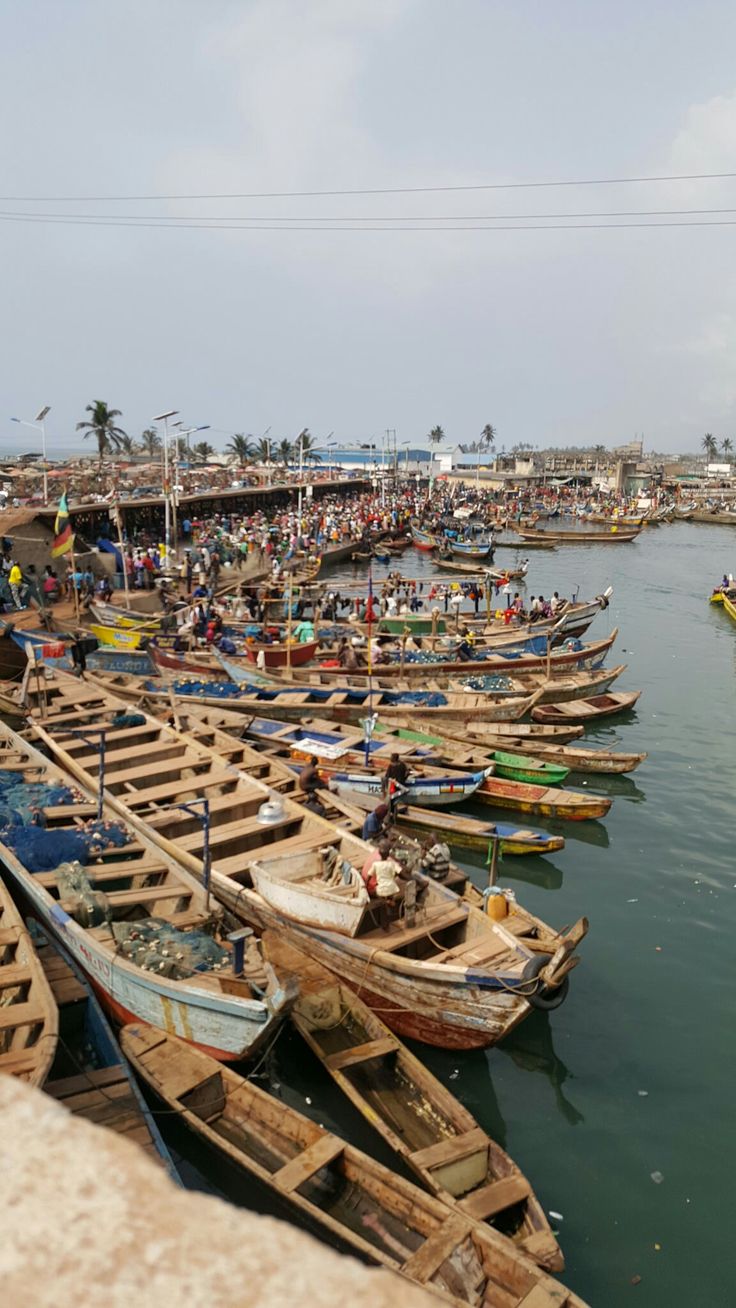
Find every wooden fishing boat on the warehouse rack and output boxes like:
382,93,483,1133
531,691,642,724
473,776,610,822
244,638,320,668
384,715,584,745
516,528,640,545
122,1023,586,1305
148,644,229,677
433,558,528,581
411,524,443,551
497,536,557,550
276,631,620,682
448,664,626,704
326,766,493,809
0,724,295,1061
262,933,563,1271
320,759,611,823
466,735,646,775
87,622,152,650
0,876,58,1085
369,590,613,643
449,540,494,560
0,682,23,717
332,791,566,857
94,666,545,727
722,592,736,624
384,536,412,554
27,668,585,1049
37,931,178,1177
250,850,370,937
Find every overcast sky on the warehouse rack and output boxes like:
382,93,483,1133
2,0,736,457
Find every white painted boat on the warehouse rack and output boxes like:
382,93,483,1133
0,725,295,1061
328,767,492,807
250,849,369,937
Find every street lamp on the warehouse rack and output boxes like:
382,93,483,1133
171,425,209,544
11,405,51,505
152,410,179,568
401,441,411,476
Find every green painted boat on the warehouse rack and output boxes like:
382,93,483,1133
374,722,569,785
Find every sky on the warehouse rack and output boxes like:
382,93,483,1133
2,0,736,458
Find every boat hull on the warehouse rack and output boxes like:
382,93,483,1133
244,639,319,668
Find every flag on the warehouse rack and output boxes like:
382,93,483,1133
51,491,74,558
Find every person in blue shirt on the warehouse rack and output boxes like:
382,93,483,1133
361,802,389,843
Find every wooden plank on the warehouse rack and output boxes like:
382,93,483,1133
273,1134,345,1193
0,1001,43,1031
0,964,32,989
45,1065,129,1099
400,1215,473,1283
457,1174,530,1221
517,1284,571,1307
409,1127,489,1173
103,884,192,909
325,1036,398,1071
365,905,468,954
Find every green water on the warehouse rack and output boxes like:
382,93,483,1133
171,524,736,1305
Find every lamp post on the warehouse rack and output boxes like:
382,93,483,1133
171,424,209,545
260,426,272,486
152,410,179,569
11,406,51,505
401,441,411,477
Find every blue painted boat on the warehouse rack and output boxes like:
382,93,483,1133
449,539,493,559
327,767,492,808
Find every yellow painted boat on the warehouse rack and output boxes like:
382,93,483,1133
88,623,149,650
724,593,736,624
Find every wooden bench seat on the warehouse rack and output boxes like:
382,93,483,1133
362,904,468,954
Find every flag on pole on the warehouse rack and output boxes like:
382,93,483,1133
51,491,74,557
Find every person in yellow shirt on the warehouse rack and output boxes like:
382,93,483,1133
8,561,23,609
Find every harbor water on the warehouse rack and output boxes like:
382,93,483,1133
167,521,735,1306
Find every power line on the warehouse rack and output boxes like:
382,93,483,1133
1,213,736,232
3,205,736,222
0,170,735,202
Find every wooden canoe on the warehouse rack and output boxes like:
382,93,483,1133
327,767,492,809
122,1023,587,1306
0,876,58,1085
334,791,566,857
255,632,620,684
475,776,611,822
37,931,178,1178
250,849,370,937
244,638,320,668
448,664,626,704
263,932,563,1271
26,667,586,1050
515,528,640,544
466,735,647,775
0,724,295,1061
531,691,642,725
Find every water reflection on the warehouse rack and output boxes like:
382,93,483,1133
545,820,610,849
452,844,564,892
499,1012,584,1127
410,1044,509,1150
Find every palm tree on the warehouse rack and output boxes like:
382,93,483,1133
192,440,216,464
428,426,445,447
721,437,733,462
277,438,294,465
253,437,272,464
76,401,127,468
297,429,322,464
139,427,162,457
480,424,496,454
702,433,718,463
115,433,138,458
226,433,255,466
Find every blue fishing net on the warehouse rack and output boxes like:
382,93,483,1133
0,776,76,827
382,690,448,706
2,820,130,873
111,712,147,728
113,918,229,977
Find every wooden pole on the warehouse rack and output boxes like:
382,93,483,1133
487,834,500,886
69,537,80,625
285,570,294,676
114,504,131,609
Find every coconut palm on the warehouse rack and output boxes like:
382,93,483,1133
428,425,445,447
277,438,294,465
296,428,322,464
702,433,718,462
480,424,496,454
252,437,272,464
115,433,138,458
192,440,216,464
226,433,255,466
721,437,733,461
76,401,127,468
139,427,162,457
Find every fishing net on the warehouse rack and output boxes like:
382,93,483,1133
382,690,448,706
112,918,230,978
0,775,77,827
1,819,129,873
111,712,147,728
459,675,514,693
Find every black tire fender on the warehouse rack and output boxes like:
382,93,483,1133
522,953,570,1011
595,593,609,610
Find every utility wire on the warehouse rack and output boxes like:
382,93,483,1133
1,213,736,232
1,169,735,202
2,206,736,222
